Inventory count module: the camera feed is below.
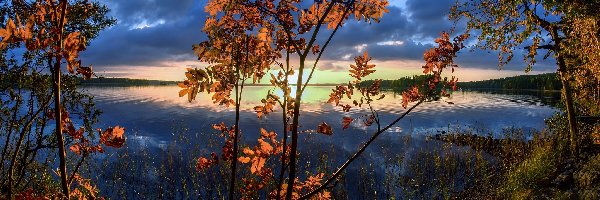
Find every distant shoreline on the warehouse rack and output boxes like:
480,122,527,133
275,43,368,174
78,77,340,87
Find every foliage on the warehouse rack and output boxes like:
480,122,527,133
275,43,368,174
364,73,562,92
561,5,600,117
0,0,123,198
181,0,394,199
180,0,474,196
361,75,434,91
459,73,562,90
500,139,561,198
451,0,600,155
575,154,600,199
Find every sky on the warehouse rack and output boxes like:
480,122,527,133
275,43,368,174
80,0,557,83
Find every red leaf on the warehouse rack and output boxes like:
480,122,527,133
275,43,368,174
342,117,353,129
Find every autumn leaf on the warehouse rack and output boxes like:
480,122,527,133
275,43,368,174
76,66,93,80
257,27,269,41
342,116,353,129
70,144,81,155
243,147,255,156
251,157,266,174
196,157,214,171
349,51,376,81
341,104,351,112
254,106,264,118
258,139,273,154
177,82,188,88
179,89,189,97
311,45,320,55
317,122,333,135
364,115,376,126
238,156,251,163
99,126,126,148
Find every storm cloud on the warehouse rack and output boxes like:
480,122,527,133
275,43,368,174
81,0,557,78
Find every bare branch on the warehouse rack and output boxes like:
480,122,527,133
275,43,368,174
301,0,355,94
299,97,426,199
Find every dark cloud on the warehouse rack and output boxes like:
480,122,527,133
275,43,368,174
81,0,558,75
405,0,454,39
317,3,444,62
80,0,206,67
105,0,197,26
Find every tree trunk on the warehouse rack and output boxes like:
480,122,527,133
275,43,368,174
228,55,242,200
55,1,70,198
557,57,579,156
53,60,70,199
286,56,305,200
276,48,291,199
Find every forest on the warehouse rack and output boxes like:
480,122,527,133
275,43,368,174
1,0,599,199
458,73,562,91
364,73,562,91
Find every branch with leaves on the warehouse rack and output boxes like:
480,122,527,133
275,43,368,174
0,0,124,198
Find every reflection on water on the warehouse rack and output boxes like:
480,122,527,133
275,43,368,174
84,85,558,147
84,85,559,198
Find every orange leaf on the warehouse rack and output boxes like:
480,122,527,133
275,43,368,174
238,156,251,163
70,144,81,155
243,147,255,156
258,139,273,153
179,89,189,97
251,157,266,174
177,82,188,88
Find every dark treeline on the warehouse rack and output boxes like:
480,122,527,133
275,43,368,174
361,74,434,90
458,73,561,90
77,77,178,86
78,77,341,87
362,73,561,91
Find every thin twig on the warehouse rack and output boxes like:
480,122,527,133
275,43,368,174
299,98,426,199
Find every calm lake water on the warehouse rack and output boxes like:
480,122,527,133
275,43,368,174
85,85,558,147
83,85,560,198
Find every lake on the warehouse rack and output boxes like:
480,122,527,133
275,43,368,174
83,85,560,198
85,86,558,146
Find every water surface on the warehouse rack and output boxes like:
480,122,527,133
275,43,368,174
85,86,558,148
85,85,559,198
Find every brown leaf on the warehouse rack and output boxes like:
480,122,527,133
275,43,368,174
76,66,93,80
311,45,320,55
317,122,333,135
342,117,353,129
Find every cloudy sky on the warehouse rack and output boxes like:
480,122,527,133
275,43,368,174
80,0,556,83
